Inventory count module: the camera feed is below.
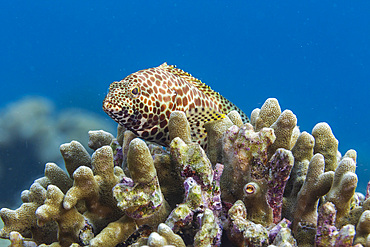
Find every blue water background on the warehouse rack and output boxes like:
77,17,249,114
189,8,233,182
0,1,369,194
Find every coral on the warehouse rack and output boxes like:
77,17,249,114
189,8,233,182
220,121,294,226
60,141,92,178
170,137,214,189
152,150,183,208
193,209,220,246
265,148,294,224
121,129,137,169
312,122,339,172
204,109,245,165
336,224,355,247
267,110,297,158
271,227,297,247
227,110,244,127
283,131,314,219
89,215,136,247
113,138,170,226
292,153,334,246
133,223,185,247
220,123,276,205
154,223,185,247
168,111,192,145
35,185,91,246
325,154,358,227
166,137,223,245
225,200,269,246
252,97,281,132
87,130,114,151
125,138,157,184
64,145,125,232
0,182,58,245
1,97,370,247
8,231,38,247
315,202,338,247
0,137,130,246
314,201,356,246
204,115,234,165
354,210,370,246
241,148,294,226
268,218,292,243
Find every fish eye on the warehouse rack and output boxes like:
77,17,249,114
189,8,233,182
131,86,140,97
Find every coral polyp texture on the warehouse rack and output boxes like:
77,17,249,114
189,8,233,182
1,97,370,247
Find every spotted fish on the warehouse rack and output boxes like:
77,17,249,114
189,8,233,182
103,63,249,147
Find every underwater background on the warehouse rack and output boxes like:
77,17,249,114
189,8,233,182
0,0,369,211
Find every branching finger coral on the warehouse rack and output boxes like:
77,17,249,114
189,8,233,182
312,122,339,172
293,153,334,246
36,185,91,246
166,137,223,246
225,200,269,247
113,138,170,227
325,155,358,228
1,97,370,247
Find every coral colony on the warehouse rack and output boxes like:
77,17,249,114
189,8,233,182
0,61,370,247
1,97,369,246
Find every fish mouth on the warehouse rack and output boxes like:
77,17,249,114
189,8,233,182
103,105,129,125
103,99,143,129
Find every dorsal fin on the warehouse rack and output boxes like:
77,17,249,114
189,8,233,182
157,63,250,123
158,63,215,97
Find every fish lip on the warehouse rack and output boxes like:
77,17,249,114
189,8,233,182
107,109,124,118
106,111,124,125
104,106,130,123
